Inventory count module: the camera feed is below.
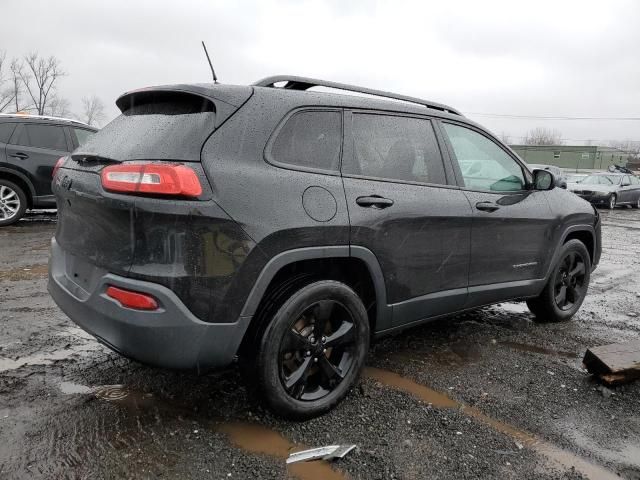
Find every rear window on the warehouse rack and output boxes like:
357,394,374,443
76,93,216,161
269,110,342,172
10,123,68,150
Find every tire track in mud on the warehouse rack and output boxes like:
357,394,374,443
365,367,620,480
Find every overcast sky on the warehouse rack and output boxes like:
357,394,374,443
2,0,639,144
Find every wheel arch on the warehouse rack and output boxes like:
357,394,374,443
0,167,35,208
238,246,390,351
545,225,597,282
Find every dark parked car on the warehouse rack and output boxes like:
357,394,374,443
569,172,640,209
0,113,97,225
48,76,601,418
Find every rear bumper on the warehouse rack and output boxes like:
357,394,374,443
48,239,251,370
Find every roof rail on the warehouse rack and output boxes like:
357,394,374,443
253,75,462,116
0,112,90,127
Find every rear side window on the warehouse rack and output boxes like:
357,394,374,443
72,128,95,147
443,123,525,192
0,123,16,143
76,93,216,161
10,124,68,150
270,110,342,172
343,114,446,185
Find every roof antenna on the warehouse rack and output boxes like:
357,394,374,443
201,41,218,84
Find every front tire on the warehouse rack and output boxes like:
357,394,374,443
633,196,640,209
0,179,27,226
607,194,616,210
255,280,369,419
527,239,591,323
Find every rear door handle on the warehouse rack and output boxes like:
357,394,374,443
9,152,28,160
475,201,500,212
356,195,394,209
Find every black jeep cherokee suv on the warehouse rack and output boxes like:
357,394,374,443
48,76,601,418
0,114,97,225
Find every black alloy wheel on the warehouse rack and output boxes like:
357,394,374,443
527,239,591,322
553,251,587,311
255,280,369,419
279,299,356,401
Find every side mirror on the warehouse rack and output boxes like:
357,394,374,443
533,169,554,191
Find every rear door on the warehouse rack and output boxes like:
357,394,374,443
341,111,472,330
6,122,70,196
439,121,555,306
619,175,633,203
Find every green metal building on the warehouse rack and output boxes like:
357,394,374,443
510,145,628,172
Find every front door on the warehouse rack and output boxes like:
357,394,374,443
439,121,555,306
341,111,472,330
6,123,70,197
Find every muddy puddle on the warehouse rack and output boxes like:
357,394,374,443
219,423,346,480
0,263,49,281
57,380,347,479
365,367,621,480
0,342,103,372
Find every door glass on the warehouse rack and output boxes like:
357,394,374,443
270,110,342,171
630,176,639,185
10,124,68,150
343,114,446,185
73,128,95,146
443,123,525,192
0,123,16,143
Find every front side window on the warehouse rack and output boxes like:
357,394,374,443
270,110,342,172
10,123,68,151
343,113,446,185
443,123,525,192
630,176,640,185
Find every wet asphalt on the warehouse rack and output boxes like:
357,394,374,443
0,208,639,480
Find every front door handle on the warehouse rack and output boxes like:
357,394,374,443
356,195,394,209
9,152,28,160
475,201,500,212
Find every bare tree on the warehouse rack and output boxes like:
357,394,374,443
81,95,105,126
10,58,27,112
46,95,72,117
523,127,563,146
0,51,15,112
19,52,65,115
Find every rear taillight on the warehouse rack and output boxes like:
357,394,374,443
101,163,202,197
53,156,66,179
106,286,159,311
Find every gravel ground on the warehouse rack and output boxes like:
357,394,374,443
0,208,639,479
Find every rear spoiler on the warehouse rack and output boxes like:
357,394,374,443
115,84,253,128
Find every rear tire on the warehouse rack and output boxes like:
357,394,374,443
527,239,591,323
0,179,27,226
254,280,369,419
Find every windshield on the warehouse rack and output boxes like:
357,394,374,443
605,175,622,185
581,175,614,185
